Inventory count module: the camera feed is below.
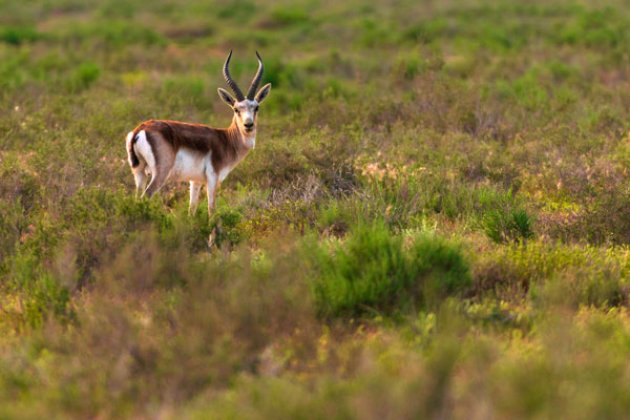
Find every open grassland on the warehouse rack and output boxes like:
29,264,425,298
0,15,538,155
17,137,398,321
1,0,630,417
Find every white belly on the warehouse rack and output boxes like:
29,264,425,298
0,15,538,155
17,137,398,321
170,148,211,183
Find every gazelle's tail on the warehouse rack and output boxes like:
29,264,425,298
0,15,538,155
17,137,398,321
126,131,141,168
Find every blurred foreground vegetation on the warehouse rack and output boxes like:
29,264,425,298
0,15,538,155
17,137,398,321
1,0,630,418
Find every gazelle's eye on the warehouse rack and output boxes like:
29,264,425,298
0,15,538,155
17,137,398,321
254,106,259,113
234,108,240,115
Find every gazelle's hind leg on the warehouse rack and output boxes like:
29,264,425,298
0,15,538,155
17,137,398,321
134,130,175,198
133,166,149,198
189,181,203,215
144,166,172,197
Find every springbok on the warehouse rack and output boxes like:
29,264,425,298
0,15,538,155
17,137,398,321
125,51,271,216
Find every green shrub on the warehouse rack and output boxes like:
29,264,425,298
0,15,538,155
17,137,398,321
558,8,626,48
62,188,170,232
210,207,246,249
6,243,74,328
532,265,627,309
483,208,534,243
68,62,101,92
317,200,354,237
408,234,472,302
11,239,315,416
476,189,534,243
310,223,470,317
310,223,406,317
394,51,427,80
474,242,629,304
0,26,43,45
495,69,549,111
23,273,74,328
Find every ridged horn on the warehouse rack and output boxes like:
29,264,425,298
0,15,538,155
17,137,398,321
223,50,245,101
246,51,264,100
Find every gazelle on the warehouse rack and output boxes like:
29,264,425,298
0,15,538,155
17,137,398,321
125,51,271,216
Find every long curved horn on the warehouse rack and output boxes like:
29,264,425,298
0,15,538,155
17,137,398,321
223,50,245,101
246,51,264,100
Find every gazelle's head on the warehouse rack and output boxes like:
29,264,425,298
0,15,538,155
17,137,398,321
218,51,271,138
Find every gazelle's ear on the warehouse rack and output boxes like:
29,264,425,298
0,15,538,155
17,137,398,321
254,83,272,104
218,88,235,107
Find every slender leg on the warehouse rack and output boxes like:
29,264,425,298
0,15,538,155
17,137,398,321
133,167,148,198
189,181,202,215
206,173,221,249
142,168,169,198
206,171,219,216
143,151,175,198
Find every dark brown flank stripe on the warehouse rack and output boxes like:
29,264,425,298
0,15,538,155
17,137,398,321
140,130,155,167
130,119,247,173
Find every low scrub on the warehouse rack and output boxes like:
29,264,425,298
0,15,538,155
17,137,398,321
309,223,471,317
474,241,630,306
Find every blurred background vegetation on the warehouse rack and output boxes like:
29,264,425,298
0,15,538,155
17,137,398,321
0,0,629,418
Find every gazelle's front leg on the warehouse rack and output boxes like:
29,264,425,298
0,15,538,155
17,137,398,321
206,170,219,216
189,181,202,215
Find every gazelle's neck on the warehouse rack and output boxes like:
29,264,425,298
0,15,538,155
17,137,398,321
228,117,256,150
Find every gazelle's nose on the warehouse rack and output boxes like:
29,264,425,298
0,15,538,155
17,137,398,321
244,121,254,129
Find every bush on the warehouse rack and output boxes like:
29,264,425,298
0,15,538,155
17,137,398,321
533,267,627,310
473,241,629,305
68,62,101,92
310,223,470,317
27,238,314,416
0,26,43,45
483,208,534,243
477,189,534,243
23,272,74,328
210,207,246,249
408,234,472,302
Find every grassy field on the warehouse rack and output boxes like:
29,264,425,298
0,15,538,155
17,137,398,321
1,0,630,417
